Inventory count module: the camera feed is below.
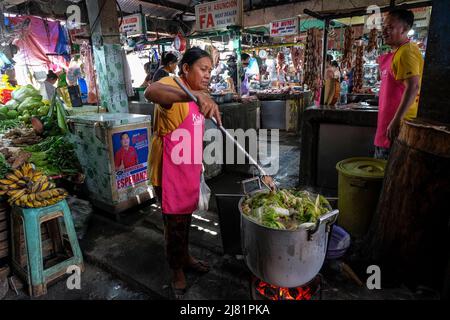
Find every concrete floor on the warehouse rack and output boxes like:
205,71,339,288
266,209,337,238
1,132,439,300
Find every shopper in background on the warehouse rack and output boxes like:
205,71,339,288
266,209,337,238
331,60,341,105
374,9,423,159
323,54,336,105
39,70,58,100
152,52,179,83
340,74,349,105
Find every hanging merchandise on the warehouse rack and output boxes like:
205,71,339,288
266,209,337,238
366,29,378,53
67,56,82,86
342,27,354,70
353,44,364,92
55,23,71,62
9,16,69,85
80,42,98,104
303,28,322,96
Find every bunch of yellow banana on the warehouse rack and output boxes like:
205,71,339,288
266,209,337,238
0,163,68,208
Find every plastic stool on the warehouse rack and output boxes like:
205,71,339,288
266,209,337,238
10,199,84,297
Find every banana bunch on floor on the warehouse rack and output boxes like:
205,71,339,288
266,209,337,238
0,163,68,208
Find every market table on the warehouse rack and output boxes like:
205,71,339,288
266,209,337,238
65,105,105,116
257,91,312,133
299,103,379,196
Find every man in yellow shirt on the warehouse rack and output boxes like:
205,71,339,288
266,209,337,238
374,9,424,159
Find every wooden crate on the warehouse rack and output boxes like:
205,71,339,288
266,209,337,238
0,203,9,261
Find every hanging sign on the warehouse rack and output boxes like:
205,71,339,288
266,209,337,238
270,17,299,37
195,0,243,32
174,33,187,52
119,13,145,36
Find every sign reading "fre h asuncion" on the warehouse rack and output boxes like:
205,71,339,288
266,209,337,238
195,0,243,31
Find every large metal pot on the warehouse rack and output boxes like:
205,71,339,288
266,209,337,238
239,194,338,287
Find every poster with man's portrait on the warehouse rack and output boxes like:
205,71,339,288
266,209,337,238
112,128,149,191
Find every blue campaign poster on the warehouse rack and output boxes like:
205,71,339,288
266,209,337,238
112,128,149,191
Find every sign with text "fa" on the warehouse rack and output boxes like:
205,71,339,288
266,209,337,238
195,0,243,31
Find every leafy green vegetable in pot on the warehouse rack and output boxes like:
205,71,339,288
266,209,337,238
242,189,332,230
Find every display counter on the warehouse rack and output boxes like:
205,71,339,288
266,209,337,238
128,101,155,117
256,91,312,132
299,104,379,196
66,105,104,116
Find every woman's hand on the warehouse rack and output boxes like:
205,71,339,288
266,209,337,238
261,175,276,190
387,117,401,142
194,91,222,126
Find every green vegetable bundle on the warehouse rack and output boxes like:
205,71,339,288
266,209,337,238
0,119,21,134
25,135,81,176
241,189,332,230
0,153,10,179
12,84,41,103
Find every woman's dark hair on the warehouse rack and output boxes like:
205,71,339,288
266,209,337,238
178,47,211,76
326,54,333,63
241,53,250,61
331,60,339,68
389,9,414,29
161,52,178,66
47,70,58,81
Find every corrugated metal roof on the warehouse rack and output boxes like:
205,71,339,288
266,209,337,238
117,0,183,19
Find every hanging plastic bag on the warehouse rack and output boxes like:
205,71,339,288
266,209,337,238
197,165,211,212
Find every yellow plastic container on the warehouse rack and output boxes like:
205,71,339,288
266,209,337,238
336,157,387,237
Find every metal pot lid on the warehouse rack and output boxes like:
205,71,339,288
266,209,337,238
336,157,387,179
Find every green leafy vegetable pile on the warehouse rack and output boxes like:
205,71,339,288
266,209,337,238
24,135,81,176
0,153,10,179
241,189,331,230
0,119,21,134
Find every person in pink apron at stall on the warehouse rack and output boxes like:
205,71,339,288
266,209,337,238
374,9,424,160
144,47,222,299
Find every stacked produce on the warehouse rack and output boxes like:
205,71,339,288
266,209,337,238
0,85,50,124
0,163,68,208
241,189,331,230
0,75,17,104
3,127,42,146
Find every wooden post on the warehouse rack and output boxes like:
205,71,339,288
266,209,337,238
364,120,449,291
363,1,450,296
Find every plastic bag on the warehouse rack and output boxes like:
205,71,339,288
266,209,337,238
197,166,211,212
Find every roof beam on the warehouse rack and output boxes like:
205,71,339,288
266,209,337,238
139,0,195,14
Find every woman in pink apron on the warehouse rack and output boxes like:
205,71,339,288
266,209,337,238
145,48,222,298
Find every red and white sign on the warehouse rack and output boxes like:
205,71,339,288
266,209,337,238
195,0,242,32
174,33,187,52
270,17,299,37
119,14,144,36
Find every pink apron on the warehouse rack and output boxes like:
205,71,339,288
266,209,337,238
374,42,409,148
161,101,204,214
